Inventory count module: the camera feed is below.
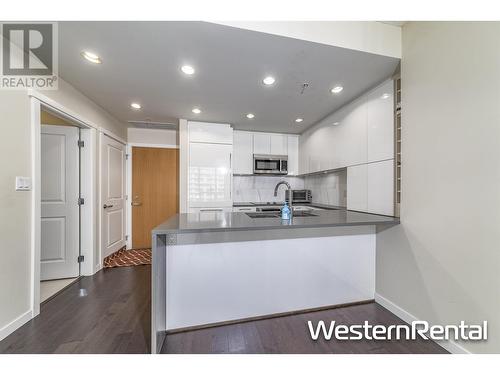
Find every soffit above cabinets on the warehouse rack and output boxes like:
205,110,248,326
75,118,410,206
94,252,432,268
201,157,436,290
58,21,400,134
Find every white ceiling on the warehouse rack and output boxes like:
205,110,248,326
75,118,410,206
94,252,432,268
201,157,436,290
58,21,399,134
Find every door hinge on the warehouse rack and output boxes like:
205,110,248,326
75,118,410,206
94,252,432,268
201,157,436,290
77,255,85,263
125,235,129,241
78,140,85,148
78,197,85,205
125,153,129,160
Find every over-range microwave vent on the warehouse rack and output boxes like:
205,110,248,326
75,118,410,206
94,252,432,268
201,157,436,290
127,120,178,130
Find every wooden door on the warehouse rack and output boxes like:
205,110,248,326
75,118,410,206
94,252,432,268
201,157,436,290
132,147,179,248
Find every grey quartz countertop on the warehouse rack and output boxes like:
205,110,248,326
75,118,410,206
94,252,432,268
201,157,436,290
152,209,400,235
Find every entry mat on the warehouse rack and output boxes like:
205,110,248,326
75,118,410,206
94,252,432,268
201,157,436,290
103,248,151,268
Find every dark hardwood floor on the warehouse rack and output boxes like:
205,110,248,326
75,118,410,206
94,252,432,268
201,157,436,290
0,265,447,354
0,266,151,354
162,302,448,354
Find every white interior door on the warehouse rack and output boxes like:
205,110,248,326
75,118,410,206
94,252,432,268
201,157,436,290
101,134,126,259
41,125,80,280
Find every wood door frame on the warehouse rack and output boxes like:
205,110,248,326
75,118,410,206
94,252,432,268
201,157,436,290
29,92,98,321
126,143,179,249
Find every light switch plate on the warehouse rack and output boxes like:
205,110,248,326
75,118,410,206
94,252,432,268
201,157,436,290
15,176,32,191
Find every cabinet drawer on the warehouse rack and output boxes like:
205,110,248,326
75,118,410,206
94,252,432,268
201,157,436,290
233,206,257,212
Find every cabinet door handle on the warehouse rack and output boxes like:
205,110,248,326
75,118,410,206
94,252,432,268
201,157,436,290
103,204,114,209
200,208,223,212
131,202,142,206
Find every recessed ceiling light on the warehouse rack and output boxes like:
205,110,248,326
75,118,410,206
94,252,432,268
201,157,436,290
130,103,141,110
81,51,102,64
246,113,255,119
295,118,303,123
381,93,391,99
263,76,276,85
331,86,343,94
181,65,195,75
333,122,340,126
192,108,201,114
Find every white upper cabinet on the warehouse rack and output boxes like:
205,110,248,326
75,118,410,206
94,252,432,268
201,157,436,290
270,134,287,155
367,159,394,216
299,79,394,173
347,164,368,212
234,131,298,175
287,135,299,175
233,131,254,175
253,133,271,154
189,121,233,144
366,80,394,162
253,132,288,155
347,159,394,215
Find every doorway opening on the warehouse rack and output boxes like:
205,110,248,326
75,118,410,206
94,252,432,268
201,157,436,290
105,145,178,269
39,109,83,302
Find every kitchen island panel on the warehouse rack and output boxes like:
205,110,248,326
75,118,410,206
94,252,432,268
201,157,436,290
165,230,375,331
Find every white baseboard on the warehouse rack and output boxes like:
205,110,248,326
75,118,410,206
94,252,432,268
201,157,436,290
375,293,470,354
0,310,33,341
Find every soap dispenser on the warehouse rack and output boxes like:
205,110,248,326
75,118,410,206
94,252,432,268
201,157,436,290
281,201,291,220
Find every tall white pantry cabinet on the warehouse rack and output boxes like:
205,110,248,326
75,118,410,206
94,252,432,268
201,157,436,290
187,121,233,214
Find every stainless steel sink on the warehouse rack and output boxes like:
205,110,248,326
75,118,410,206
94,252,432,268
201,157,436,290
245,211,319,219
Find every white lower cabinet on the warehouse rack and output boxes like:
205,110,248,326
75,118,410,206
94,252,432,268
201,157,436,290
347,164,368,212
347,159,394,215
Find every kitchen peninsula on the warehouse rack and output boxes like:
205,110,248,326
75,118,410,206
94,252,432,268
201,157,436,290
151,208,399,353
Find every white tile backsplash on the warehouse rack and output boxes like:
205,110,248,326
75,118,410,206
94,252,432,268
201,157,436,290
233,170,346,206
304,170,347,207
233,176,304,203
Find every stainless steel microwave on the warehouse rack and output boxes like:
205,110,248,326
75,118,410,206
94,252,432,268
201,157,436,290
253,154,288,175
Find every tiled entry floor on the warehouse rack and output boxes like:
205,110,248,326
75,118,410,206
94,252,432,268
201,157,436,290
40,278,78,302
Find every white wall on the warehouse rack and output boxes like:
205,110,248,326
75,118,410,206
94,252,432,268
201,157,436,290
376,22,500,354
0,78,127,339
216,21,401,58
0,90,32,339
127,127,178,147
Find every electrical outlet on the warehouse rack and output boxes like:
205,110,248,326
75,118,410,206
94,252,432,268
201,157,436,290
15,176,32,191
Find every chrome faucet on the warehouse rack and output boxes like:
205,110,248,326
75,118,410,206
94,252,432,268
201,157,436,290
274,180,293,210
